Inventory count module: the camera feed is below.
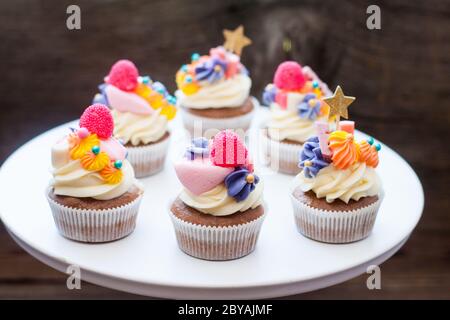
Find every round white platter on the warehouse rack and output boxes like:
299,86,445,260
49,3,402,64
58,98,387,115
0,109,423,299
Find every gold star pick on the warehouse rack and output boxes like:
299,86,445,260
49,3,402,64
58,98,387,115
223,25,252,56
323,85,356,120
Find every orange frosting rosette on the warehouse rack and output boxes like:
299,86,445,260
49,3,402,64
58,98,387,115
359,140,379,168
328,130,360,170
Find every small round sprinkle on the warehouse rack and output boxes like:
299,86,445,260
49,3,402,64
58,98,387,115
77,127,89,139
308,99,316,107
114,160,123,169
312,80,319,88
191,53,200,61
181,64,188,72
141,76,151,84
304,160,312,167
367,137,374,145
92,145,100,155
246,174,255,184
375,143,381,151
185,75,192,83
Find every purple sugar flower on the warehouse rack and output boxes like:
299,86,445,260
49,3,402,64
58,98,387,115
195,57,227,83
185,137,209,160
224,167,260,202
299,136,330,178
262,84,277,106
298,93,321,120
92,83,109,106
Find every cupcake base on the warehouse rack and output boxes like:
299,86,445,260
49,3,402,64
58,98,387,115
169,197,265,261
47,186,143,243
180,97,256,139
290,188,382,244
126,133,170,178
261,129,303,175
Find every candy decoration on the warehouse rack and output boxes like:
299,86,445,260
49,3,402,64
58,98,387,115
79,104,114,139
338,120,355,134
174,159,234,195
77,127,89,139
80,149,110,171
262,84,277,106
224,167,259,202
359,139,379,168
69,133,100,160
298,93,322,120
100,137,127,161
223,25,252,56
100,162,123,184
106,84,153,115
106,59,138,92
273,61,306,91
323,86,355,130
210,130,248,167
195,58,226,83
114,160,122,169
191,53,200,61
328,130,360,170
275,91,288,109
299,136,330,178
185,137,209,160
315,121,332,158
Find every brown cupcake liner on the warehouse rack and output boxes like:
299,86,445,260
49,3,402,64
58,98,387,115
260,130,304,175
290,192,383,243
126,136,170,178
47,190,143,243
169,207,266,261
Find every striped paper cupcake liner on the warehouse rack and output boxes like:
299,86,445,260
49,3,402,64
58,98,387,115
126,135,170,178
47,189,143,243
290,193,383,243
169,207,266,261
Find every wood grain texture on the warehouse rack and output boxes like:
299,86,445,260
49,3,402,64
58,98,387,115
0,0,449,299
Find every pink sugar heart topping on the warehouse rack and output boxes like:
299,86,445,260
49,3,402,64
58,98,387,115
210,130,248,167
174,159,234,195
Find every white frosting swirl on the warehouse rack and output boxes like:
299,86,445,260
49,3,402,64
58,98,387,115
267,104,318,143
176,74,251,109
111,109,168,145
293,162,382,203
179,180,264,216
50,139,138,200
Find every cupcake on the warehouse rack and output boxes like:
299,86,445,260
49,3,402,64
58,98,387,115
93,59,177,177
175,26,255,138
261,61,332,175
290,86,383,243
170,130,266,260
47,104,144,243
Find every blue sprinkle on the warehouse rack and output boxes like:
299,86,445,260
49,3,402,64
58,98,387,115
191,53,200,61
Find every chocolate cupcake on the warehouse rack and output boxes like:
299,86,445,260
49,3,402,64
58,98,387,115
47,104,144,243
290,87,383,243
170,130,266,260
93,59,177,177
261,61,331,175
175,26,256,138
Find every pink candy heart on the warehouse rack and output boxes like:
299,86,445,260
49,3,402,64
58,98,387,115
174,159,233,195
210,130,248,167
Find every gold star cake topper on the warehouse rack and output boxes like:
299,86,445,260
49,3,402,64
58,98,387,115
223,25,252,56
324,85,356,120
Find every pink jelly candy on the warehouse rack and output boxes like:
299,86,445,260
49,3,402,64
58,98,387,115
210,130,248,167
79,104,114,139
273,61,306,91
106,59,139,92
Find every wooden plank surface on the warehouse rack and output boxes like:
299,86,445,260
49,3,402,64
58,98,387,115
0,0,449,299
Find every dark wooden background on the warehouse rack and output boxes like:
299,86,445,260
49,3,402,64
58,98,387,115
1,0,449,299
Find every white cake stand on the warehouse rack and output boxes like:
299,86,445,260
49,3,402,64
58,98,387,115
0,110,423,299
